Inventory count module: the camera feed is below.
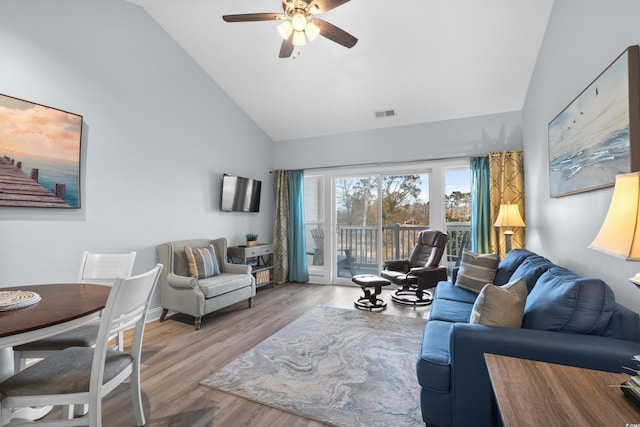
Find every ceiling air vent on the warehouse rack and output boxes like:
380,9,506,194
374,108,396,119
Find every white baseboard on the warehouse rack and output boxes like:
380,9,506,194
146,306,164,323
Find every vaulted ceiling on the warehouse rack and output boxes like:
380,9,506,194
127,0,554,142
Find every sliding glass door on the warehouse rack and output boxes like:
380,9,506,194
304,159,470,285
334,175,379,280
333,172,430,284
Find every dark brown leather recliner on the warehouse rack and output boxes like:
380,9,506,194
380,229,449,305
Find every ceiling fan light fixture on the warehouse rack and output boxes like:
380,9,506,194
291,13,307,32
292,30,306,46
277,21,293,40
304,21,320,41
222,0,358,58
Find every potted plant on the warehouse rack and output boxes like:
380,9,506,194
246,233,259,247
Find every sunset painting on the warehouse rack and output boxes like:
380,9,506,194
0,94,82,208
548,46,638,197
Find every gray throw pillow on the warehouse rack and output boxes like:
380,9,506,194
470,278,528,328
455,249,499,294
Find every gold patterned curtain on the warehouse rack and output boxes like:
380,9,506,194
489,151,525,259
273,170,289,284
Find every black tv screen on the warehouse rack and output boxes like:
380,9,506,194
220,174,261,212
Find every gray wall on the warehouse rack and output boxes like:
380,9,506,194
273,111,523,170
0,0,274,312
523,0,640,312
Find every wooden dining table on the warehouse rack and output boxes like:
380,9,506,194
0,283,110,346
0,283,111,379
0,283,110,421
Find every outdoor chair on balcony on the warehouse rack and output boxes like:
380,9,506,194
380,229,448,306
306,228,355,276
449,230,471,280
308,228,325,265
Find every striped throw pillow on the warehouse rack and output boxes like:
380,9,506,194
455,249,499,294
185,245,220,279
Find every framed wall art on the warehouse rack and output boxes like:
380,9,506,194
548,45,640,198
0,94,82,208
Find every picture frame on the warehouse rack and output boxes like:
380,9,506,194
0,94,82,208
548,45,640,198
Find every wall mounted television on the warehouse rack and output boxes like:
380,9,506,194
220,174,261,212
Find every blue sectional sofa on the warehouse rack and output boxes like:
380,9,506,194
417,248,640,427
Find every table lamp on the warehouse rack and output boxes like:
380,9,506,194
494,202,525,253
589,172,640,285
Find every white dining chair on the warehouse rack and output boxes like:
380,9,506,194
12,251,137,372
0,264,163,427
77,251,137,286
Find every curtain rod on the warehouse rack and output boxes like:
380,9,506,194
270,154,473,173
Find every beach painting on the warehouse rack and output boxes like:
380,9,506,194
548,46,639,197
0,94,82,208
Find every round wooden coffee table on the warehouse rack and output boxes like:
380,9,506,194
352,274,390,311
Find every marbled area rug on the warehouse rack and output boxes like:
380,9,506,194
200,305,427,427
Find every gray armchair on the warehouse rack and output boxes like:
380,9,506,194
157,238,255,330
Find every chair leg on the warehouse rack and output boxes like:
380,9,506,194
248,297,253,308
88,396,101,427
131,363,146,427
194,316,202,330
159,308,168,322
1,405,11,426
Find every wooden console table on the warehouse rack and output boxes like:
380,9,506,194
485,353,640,427
227,243,274,288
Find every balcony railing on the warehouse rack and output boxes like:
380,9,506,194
335,222,471,276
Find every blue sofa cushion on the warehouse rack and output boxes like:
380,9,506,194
523,266,615,335
433,281,477,304
508,255,554,292
429,298,474,323
493,248,537,285
416,320,454,393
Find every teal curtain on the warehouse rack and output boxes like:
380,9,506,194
471,156,491,254
288,170,309,282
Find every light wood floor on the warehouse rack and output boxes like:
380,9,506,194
98,283,431,426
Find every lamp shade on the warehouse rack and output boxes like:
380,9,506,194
305,21,320,41
494,203,525,228
589,172,640,260
277,21,293,40
292,30,306,46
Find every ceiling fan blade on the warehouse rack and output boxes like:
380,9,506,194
223,13,284,23
279,35,294,58
307,0,351,14
314,19,357,48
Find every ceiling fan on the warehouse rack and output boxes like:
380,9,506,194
223,0,358,58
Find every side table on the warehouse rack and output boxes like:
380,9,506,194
484,353,639,427
227,243,274,288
